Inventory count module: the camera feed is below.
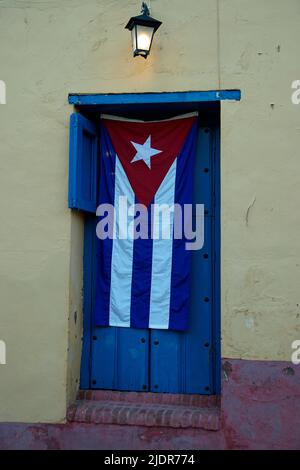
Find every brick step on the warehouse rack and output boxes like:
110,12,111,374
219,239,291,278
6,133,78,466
77,390,220,408
67,391,220,430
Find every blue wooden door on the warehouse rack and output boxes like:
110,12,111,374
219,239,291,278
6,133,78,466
87,124,218,394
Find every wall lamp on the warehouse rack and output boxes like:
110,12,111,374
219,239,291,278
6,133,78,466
125,2,162,58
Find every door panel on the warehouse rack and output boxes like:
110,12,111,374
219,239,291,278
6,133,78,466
150,216,212,393
89,219,150,392
150,127,214,394
91,327,149,391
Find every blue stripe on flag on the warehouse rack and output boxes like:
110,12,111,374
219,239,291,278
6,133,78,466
130,197,153,329
94,126,116,327
168,122,198,330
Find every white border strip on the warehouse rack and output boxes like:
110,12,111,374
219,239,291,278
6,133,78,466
100,112,198,123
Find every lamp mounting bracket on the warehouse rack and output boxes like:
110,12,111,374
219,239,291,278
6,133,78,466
141,2,150,16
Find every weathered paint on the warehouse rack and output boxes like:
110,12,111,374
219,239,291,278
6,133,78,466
0,0,299,423
0,359,299,450
221,359,300,449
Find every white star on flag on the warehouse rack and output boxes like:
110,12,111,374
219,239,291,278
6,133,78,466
130,135,162,169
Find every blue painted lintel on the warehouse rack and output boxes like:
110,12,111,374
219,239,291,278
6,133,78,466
69,90,241,106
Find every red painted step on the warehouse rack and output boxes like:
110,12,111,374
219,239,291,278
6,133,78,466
67,390,220,430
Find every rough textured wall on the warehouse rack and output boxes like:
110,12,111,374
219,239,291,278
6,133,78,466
0,0,299,422
67,212,84,405
220,0,300,359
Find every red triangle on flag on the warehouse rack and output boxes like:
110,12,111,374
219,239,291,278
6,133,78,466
103,116,197,207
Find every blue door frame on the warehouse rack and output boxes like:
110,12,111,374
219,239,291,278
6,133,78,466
70,90,240,395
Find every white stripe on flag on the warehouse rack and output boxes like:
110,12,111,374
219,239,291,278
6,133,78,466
149,159,177,329
109,155,135,327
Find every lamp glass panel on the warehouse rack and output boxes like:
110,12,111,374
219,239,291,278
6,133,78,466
136,24,154,52
131,27,137,53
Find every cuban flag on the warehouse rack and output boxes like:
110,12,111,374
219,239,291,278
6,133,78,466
94,113,198,331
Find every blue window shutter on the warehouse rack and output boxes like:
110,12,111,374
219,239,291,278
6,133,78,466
68,113,98,213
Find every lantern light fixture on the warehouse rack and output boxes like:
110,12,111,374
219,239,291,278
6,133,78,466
125,2,162,59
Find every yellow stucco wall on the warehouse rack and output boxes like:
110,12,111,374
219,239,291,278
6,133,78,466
0,0,299,422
